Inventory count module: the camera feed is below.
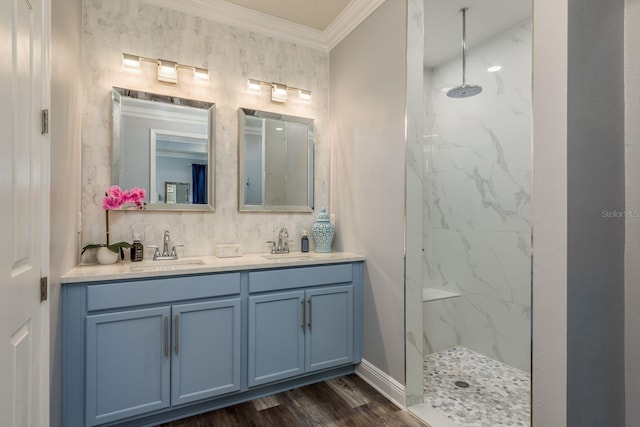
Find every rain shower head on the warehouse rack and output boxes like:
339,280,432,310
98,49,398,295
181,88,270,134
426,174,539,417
447,7,482,98
447,84,482,98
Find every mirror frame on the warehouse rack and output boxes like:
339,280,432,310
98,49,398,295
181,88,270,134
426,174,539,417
112,87,216,211
238,107,314,212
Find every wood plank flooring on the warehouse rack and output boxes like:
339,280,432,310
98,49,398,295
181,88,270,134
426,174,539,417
160,374,429,427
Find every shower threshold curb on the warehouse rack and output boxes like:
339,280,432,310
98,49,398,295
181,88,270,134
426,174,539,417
408,403,461,427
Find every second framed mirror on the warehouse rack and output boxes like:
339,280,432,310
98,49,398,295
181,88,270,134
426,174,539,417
238,108,314,212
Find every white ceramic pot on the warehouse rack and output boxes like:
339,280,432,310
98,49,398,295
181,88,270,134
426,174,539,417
96,246,119,265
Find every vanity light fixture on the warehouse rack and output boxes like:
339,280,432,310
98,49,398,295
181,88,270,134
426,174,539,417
487,65,502,72
122,53,141,70
246,78,312,103
194,67,210,83
299,89,312,104
157,59,178,83
121,53,209,85
271,83,288,103
247,79,262,94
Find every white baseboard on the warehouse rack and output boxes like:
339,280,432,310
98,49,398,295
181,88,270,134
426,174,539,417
355,359,406,409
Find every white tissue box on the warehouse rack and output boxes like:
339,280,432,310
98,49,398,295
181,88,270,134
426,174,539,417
215,244,245,258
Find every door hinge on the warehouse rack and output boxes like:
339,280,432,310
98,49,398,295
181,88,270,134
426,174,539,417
40,277,48,302
41,109,48,134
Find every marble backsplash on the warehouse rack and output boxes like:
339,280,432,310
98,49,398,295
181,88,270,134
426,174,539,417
81,0,330,261
422,20,532,372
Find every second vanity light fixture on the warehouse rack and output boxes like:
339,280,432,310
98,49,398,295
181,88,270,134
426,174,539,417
247,78,312,103
122,53,209,84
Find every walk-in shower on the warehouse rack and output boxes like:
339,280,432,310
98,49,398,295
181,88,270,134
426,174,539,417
409,1,533,426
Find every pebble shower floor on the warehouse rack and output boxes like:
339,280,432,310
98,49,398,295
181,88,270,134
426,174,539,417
423,346,530,427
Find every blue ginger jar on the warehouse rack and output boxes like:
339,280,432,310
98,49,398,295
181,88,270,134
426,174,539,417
312,207,335,253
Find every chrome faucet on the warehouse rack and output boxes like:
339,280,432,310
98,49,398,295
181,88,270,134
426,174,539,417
266,226,290,254
277,226,289,254
148,230,183,261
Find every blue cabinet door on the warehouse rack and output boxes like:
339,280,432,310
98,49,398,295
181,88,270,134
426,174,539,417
171,298,241,405
248,291,305,387
305,285,354,372
85,306,171,426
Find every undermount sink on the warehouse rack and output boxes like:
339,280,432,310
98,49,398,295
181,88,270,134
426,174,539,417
261,253,311,262
129,259,206,272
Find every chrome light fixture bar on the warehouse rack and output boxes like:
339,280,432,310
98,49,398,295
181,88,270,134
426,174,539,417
246,78,312,103
122,53,209,84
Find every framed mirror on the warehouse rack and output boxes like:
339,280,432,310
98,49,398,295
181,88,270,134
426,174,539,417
112,87,215,211
238,108,314,212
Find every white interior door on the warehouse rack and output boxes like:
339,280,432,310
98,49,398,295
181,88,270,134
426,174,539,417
0,0,48,426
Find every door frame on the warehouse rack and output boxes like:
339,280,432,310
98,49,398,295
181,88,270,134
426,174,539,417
40,0,51,424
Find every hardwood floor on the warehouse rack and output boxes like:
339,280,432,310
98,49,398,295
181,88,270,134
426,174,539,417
160,374,429,427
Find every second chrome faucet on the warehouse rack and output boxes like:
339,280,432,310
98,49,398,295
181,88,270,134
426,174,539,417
267,226,290,254
149,230,183,261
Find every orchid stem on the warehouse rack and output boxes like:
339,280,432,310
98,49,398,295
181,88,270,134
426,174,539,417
106,210,110,246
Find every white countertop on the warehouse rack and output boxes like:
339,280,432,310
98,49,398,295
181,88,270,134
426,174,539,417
61,252,366,284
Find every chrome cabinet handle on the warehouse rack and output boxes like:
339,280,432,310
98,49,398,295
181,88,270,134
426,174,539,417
164,317,169,358
307,297,312,331
174,315,179,356
301,300,305,331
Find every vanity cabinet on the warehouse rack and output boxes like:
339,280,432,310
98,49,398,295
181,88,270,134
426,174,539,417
85,306,172,424
65,273,242,426
304,285,354,371
85,299,242,425
248,291,306,386
248,284,353,387
170,299,241,406
62,261,362,427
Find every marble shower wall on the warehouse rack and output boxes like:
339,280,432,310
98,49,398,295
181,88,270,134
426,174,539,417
422,20,532,372
81,0,329,259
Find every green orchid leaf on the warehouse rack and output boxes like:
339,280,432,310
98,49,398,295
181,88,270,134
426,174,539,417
81,243,106,254
82,241,132,255
107,242,132,254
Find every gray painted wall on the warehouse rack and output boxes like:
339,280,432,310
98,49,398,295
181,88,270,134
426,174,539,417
50,0,83,425
566,0,626,425
329,0,407,384
626,0,640,425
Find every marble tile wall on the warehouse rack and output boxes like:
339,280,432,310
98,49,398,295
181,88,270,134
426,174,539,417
81,0,329,260
422,20,532,372
405,0,425,407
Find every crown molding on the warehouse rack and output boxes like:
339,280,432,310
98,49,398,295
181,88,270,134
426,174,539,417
145,0,384,52
324,0,386,50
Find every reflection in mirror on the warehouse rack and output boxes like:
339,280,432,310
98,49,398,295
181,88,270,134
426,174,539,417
239,108,314,212
112,87,215,211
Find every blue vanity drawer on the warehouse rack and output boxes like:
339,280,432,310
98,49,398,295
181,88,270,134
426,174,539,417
249,264,352,293
86,273,241,311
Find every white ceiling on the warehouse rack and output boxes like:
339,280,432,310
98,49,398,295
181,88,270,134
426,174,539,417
423,0,531,68
151,0,383,50
154,0,530,56
218,0,531,66
223,0,352,31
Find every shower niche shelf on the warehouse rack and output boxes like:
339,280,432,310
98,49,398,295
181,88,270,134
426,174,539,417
423,287,461,302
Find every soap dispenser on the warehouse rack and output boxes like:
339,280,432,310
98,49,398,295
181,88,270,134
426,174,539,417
301,230,309,253
130,233,144,262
